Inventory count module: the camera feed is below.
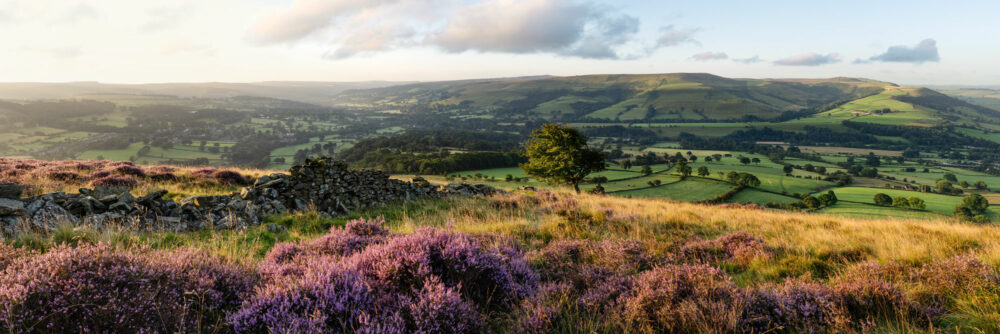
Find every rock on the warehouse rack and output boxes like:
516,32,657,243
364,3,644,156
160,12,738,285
137,189,168,204
0,183,24,200
0,198,25,216
92,186,130,198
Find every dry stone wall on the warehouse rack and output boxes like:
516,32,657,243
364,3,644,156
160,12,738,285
0,158,501,233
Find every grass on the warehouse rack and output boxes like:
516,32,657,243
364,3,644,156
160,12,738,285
727,188,800,205
819,186,998,217
614,178,735,201
818,202,944,220
6,157,1000,330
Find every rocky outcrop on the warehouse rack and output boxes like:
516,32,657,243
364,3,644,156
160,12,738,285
0,158,501,233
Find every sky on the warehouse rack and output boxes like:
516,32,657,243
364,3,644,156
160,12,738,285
0,0,998,85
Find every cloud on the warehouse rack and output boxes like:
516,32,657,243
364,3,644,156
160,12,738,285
654,25,699,47
774,52,840,66
247,0,400,44
867,38,939,63
733,55,763,64
429,0,640,59
162,40,215,55
57,3,99,24
691,51,727,61
141,6,193,32
252,0,649,60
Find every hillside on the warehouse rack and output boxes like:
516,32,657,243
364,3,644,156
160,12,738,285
332,73,895,121
2,157,999,332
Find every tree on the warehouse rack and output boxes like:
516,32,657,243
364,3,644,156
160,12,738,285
751,157,761,165
520,124,606,193
963,193,989,214
975,181,989,190
892,196,910,208
816,166,827,175
640,165,652,176
865,153,880,167
817,190,838,206
873,193,893,206
697,166,710,177
704,156,713,163
944,173,958,182
802,196,820,209
782,165,793,174
739,157,751,165
676,160,692,178
908,197,925,210
737,173,761,188
726,171,741,184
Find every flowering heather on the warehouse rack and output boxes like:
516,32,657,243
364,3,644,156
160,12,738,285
235,225,531,333
44,170,84,182
212,170,248,185
618,264,742,334
189,168,218,178
345,227,538,311
527,239,659,284
0,243,255,333
742,280,850,333
91,175,139,187
110,164,147,177
261,218,392,278
149,172,179,182
680,232,771,265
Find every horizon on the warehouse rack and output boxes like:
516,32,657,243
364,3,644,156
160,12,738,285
1,0,999,85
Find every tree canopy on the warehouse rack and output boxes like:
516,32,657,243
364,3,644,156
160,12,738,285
520,124,606,193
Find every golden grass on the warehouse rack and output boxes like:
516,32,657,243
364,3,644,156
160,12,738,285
382,190,1000,269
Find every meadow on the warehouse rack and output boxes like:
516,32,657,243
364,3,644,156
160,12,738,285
4,182,1000,332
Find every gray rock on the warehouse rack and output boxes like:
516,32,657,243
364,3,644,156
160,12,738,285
0,198,25,216
0,183,24,200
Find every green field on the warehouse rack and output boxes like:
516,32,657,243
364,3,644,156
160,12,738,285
817,202,944,220
614,178,735,201
817,186,997,217
728,188,800,205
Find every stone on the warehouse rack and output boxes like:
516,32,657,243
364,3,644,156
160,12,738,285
0,183,24,200
138,189,168,204
0,198,25,216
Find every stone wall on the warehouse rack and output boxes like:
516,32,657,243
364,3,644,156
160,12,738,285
0,158,501,233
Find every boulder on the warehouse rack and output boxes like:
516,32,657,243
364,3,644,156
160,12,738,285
0,198,25,216
0,183,24,199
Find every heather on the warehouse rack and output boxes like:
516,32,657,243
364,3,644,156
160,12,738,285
0,158,270,198
3,176,1000,331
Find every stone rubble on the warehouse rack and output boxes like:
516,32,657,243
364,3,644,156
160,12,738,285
0,158,502,233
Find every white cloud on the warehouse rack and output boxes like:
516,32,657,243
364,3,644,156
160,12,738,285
691,51,727,61
774,52,840,66
867,38,940,64
654,25,699,48
733,55,763,64
247,0,401,44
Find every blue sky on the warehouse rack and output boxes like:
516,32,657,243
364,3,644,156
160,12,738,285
0,0,997,85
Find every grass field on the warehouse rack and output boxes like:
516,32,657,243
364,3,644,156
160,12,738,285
818,202,945,220
727,188,800,205
818,186,997,217
614,177,735,201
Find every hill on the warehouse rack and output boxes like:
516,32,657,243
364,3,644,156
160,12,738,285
2,157,999,331
331,73,896,121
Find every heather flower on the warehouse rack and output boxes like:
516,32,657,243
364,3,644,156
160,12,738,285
741,279,850,334
261,218,392,279
92,175,139,187
618,264,741,333
407,279,482,333
680,232,771,265
345,227,537,311
0,243,255,333
149,172,179,182
213,170,248,185
112,165,147,177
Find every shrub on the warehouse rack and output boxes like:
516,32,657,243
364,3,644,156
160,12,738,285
680,232,771,265
741,280,849,333
112,165,146,177
618,264,741,333
92,175,139,187
0,244,255,333
149,172,179,182
346,227,537,311
212,170,248,185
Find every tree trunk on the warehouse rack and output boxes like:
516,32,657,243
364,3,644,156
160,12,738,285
573,182,580,194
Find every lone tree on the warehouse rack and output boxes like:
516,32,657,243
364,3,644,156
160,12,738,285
521,124,606,193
